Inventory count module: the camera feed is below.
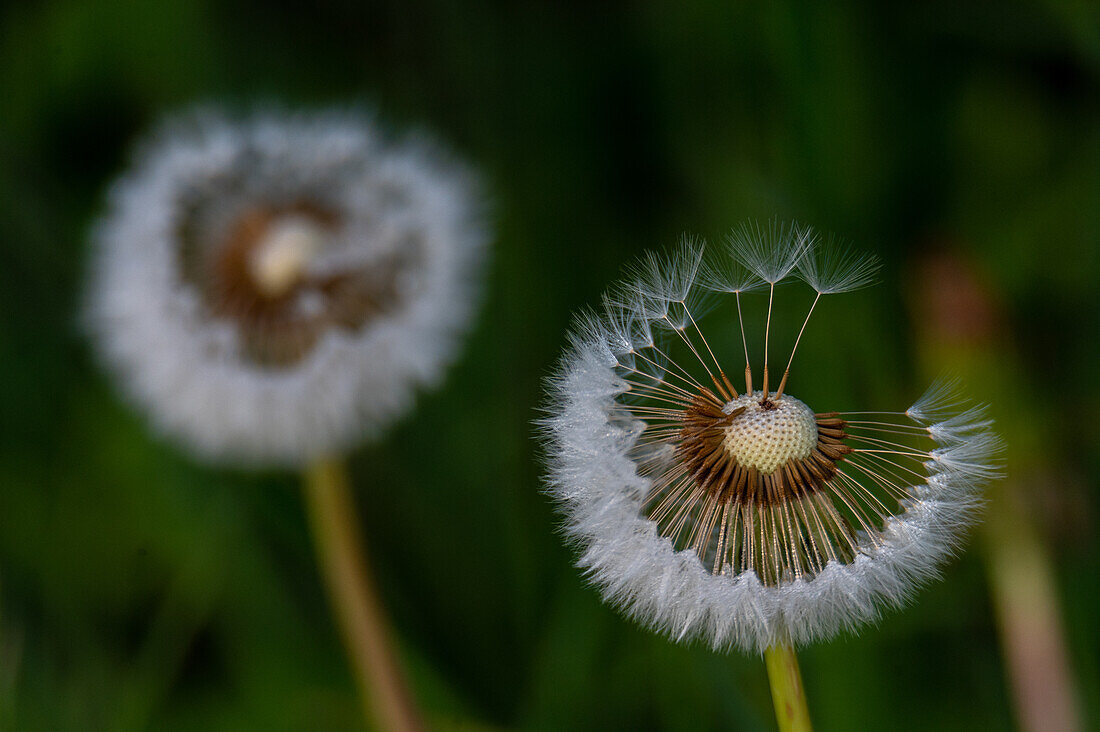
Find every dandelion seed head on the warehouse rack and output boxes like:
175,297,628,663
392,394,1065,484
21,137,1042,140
720,394,817,474
86,105,488,466
541,226,999,654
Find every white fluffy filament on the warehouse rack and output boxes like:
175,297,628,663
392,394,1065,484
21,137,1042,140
541,230,1000,654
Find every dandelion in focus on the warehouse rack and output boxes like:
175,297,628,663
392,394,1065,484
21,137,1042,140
86,106,489,732
541,223,1001,731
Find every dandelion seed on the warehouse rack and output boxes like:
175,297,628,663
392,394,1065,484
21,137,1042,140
796,234,882,295
540,225,1001,658
85,105,487,466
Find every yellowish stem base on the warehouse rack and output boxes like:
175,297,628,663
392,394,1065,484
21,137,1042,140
764,642,813,732
303,456,423,732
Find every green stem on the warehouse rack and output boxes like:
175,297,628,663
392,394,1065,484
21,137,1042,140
764,642,813,732
303,456,423,732
985,490,1082,732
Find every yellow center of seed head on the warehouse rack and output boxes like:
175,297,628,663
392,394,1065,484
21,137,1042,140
249,216,327,297
721,392,818,474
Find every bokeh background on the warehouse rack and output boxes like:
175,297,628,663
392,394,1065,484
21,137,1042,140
2,1,1099,730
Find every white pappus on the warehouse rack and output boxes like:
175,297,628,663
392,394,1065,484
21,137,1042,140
540,224,1001,654
85,105,489,466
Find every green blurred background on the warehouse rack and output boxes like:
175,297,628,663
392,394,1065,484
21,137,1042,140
1,1,1098,730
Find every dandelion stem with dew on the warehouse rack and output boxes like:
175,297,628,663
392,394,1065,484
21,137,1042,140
303,457,424,732
764,643,813,732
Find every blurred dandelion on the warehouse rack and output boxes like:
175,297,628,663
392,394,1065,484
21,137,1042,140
541,223,1001,731
86,106,486,466
86,106,488,732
